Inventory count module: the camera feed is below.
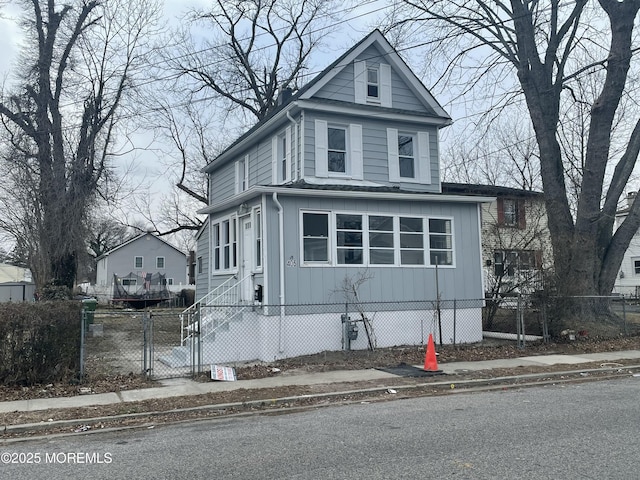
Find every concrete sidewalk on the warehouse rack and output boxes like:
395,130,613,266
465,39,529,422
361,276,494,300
2,350,640,415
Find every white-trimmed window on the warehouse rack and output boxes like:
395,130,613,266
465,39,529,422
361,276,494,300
162,278,174,286
235,155,249,193
634,259,640,276
122,278,137,286
429,218,453,266
400,217,424,265
369,215,395,265
367,66,379,100
301,211,455,267
272,127,292,184
255,208,262,269
197,256,203,274
387,129,430,184
315,120,363,179
134,256,143,269
156,257,165,269
354,60,391,107
336,214,363,264
212,216,238,273
302,212,330,262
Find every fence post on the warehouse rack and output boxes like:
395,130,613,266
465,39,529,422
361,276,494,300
80,309,86,382
453,299,457,345
622,296,628,336
516,294,525,350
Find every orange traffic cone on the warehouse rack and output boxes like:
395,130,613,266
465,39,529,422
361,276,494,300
423,333,441,372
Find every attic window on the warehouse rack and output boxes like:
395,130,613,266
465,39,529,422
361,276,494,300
367,67,379,99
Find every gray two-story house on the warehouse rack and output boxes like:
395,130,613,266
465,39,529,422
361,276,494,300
189,30,492,364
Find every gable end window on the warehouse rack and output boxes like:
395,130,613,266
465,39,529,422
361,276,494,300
156,257,165,269
134,256,143,269
355,60,391,107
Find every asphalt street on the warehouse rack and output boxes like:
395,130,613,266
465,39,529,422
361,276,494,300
2,377,640,479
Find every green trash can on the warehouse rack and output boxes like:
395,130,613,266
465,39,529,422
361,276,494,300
82,298,98,325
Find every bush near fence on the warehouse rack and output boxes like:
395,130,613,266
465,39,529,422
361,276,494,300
0,301,81,386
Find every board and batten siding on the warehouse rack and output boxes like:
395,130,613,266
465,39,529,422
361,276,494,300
266,194,482,305
302,112,440,193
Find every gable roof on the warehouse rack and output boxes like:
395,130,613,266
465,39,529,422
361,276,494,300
203,29,451,174
96,233,185,261
298,29,450,119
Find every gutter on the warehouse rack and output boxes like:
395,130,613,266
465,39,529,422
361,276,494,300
272,192,285,353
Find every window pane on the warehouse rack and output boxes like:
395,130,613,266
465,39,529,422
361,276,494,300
369,232,393,248
398,135,413,156
337,231,362,247
430,235,452,250
431,251,452,266
399,156,415,178
367,68,378,83
336,214,362,229
370,249,394,264
400,217,423,232
328,128,345,150
304,238,328,261
303,213,328,237
429,219,451,233
401,250,424,265
369,215,393,231
401,233,423,248
328,152,345,173
337,249,363,264
367,85,378,97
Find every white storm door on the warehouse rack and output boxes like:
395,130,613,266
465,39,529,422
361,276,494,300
240,216,254,302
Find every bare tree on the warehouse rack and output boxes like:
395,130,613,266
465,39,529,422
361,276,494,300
0,0,161,290
392,0,640,298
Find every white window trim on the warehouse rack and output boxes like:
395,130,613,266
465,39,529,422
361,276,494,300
235,155,249,194
134,256,143,269
387,128,431,184
272,127,292,184
314,120,363,180
253,207,263,273
632,258,640,276
211,214,239,275
156,256,165,269
299,210,455,268
300,210,332,265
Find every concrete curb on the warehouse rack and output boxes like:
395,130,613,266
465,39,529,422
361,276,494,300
3,364,638,443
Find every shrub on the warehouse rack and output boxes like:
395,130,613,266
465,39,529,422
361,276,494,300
0,301,81,386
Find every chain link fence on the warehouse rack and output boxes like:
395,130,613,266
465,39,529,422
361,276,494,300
79,295,640,380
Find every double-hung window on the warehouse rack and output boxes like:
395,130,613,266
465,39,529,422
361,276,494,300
272,127,292,183
387,129,430,184
328,127,347,174
212,217,237,273
367,67,379,100
235,156,249,193
315,120,363,179
156,257,165,269
302,212,329,262
134,256,143,269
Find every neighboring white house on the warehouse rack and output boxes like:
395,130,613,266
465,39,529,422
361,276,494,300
171,30,494,367
614,192,640,296
93,233,187,302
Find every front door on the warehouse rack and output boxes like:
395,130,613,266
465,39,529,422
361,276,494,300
240,216,253,302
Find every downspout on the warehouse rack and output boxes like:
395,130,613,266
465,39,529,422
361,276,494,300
286,111,297,181
273,192,285,353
